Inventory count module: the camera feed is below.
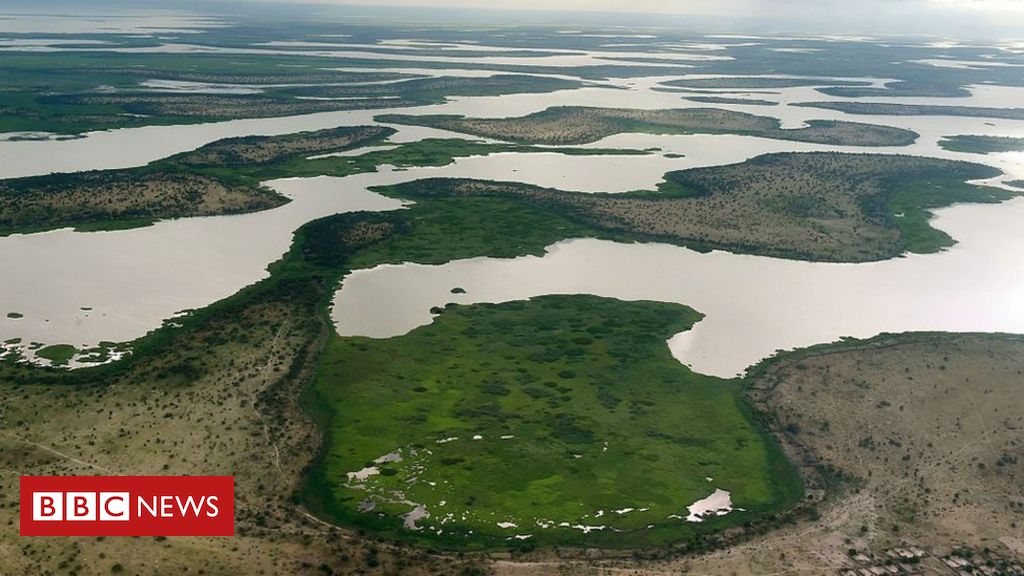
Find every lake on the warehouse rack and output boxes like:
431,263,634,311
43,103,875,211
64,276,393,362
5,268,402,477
2,63,1024,371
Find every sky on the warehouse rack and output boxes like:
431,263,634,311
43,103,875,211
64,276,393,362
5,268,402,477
29,0,1024,37
322,0,1023,13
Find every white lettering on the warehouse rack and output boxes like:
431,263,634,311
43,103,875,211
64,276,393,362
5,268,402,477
176,495,203,517
205,496,219,518
137,496,158,517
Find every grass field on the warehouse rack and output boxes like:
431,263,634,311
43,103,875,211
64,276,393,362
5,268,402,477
308,295,801,549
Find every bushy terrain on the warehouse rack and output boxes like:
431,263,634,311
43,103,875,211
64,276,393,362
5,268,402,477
377,106,919,147
0,125,391,234
378,152,1010,262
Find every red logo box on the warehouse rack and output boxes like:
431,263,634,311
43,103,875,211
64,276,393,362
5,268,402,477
20,476,234,536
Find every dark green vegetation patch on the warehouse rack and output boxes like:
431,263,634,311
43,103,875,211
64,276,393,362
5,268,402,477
308,295,800,549
34,344,78,366
939,135,1024,155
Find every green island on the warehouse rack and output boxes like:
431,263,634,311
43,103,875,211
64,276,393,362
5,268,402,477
0,127,645,235
795,101,1024,120
683,96,777,106
375,152,1011,262
375,106,919,147
33,344,78,367
307,295,800,549
938,134,1024,154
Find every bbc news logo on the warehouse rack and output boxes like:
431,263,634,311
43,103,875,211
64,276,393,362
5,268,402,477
20,476,234,536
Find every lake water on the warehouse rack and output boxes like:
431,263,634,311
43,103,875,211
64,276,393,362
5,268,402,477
2,62,1024,371
333,196,1024,378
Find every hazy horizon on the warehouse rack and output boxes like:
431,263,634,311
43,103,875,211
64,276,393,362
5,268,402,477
8,0,1024,39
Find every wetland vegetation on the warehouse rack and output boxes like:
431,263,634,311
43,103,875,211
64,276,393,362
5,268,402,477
308,295,801,548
